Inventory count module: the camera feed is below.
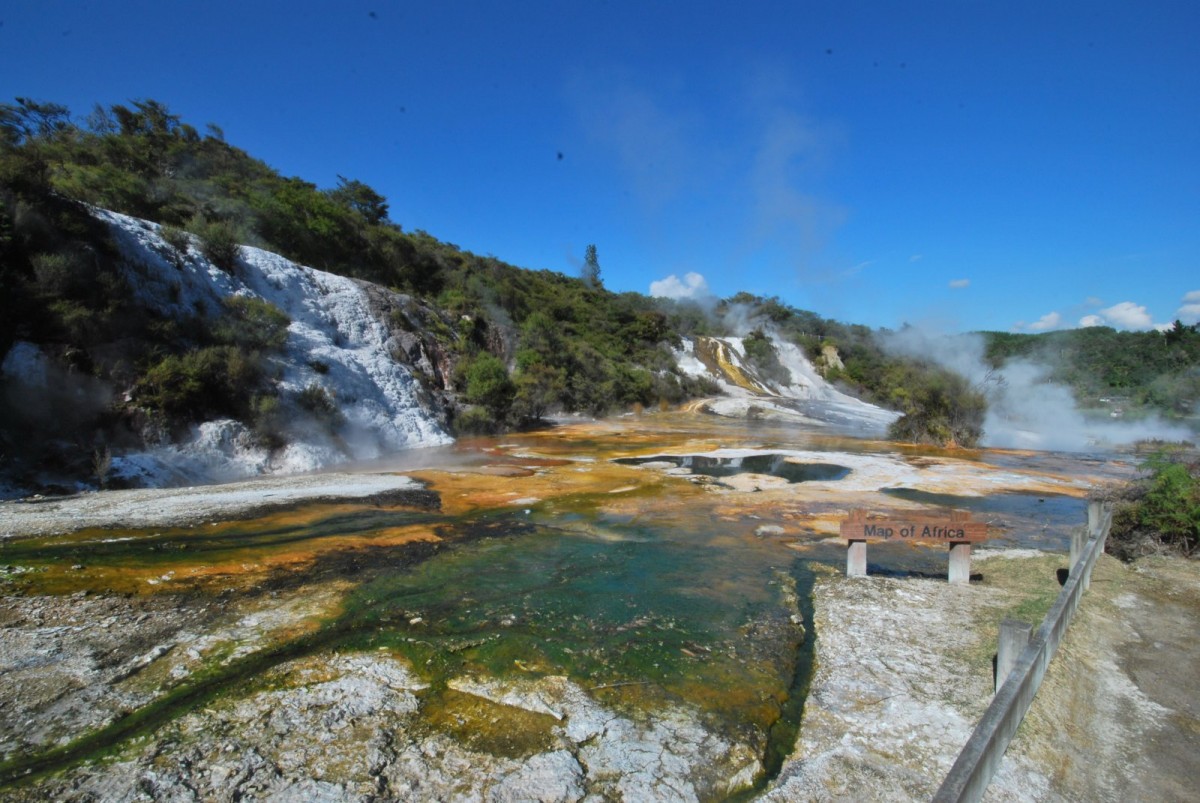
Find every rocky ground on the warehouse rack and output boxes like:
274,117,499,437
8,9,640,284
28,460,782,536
0,581,351,769
13,655,762,801
1,599,765,801
761,551,1200,802
1,425,1191,802
762,552,1057,801
9,544,1181,802
998,555,1200,802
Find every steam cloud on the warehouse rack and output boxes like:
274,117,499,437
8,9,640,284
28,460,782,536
882,328,1192,452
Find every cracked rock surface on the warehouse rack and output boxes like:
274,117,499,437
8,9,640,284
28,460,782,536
11,652,760,802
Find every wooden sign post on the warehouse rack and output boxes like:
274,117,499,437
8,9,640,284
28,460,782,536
839,509,989,584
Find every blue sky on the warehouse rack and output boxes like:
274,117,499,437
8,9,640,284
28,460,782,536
3,1,1197,332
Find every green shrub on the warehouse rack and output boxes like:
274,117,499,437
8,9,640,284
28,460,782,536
162,222,192,253
886,370,986,447
212,296,290,351
1136,452,1195,547
1108,450,1200,559
49,298,104,343
250,393,286,450
512,362,566,423
648,371,719,406
188,216,241,272
741,328,791,386
454,405,501,435
297,382,342,428
32,250,93,297
136,345,262,421
461,352,515,419
612,364,654,407
1140,457,1200,543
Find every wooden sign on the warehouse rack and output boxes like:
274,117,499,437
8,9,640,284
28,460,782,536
839,509,990,583
839,509,988,542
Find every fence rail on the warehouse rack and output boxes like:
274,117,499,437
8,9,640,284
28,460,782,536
933,501,1113,803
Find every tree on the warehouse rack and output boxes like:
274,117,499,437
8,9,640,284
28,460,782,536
582,243,601,287
886,369,986,448
0,98,71,145
462,352,515,421
513,362,566,423
327,175,390,225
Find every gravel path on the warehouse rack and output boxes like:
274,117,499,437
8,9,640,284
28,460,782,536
762,552,1200,802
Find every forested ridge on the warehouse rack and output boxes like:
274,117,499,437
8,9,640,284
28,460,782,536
1,97,1196,486
984,326,1200,416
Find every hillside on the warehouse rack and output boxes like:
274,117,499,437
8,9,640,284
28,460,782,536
2,98,1197,494
983,326,1200,417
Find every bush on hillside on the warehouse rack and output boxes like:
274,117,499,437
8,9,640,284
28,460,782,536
188,216,241,272
297,383,343,429
454,405,503,435
159,224,191,264
211,296,290,351
742,328,791,387
512,362,566,424
886,370,986,448
135,345,261,422
250,394,286,451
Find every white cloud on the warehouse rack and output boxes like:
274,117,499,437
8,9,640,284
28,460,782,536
1098,301,1153,330
1074,301,1164,330
649,272,712,301
948,278,970,289
909,254,923,263
1177,290,1200,325
1028,311,1062,331
1083,296,1103,308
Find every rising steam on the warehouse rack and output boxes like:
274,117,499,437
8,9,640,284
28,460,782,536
881,327,1192,452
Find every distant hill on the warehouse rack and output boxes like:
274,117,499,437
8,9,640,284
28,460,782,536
982,326,1200,417
2,98,1195,493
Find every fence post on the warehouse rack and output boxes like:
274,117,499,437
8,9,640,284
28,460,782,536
847,540,867,577
1069,527,1086,574
1087,500,1103,538
1082,501,1111,591
948,542,972,585
995,619,1032,693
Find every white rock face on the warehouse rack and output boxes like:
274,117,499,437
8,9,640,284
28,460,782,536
673,335,899,432
93,209,451,486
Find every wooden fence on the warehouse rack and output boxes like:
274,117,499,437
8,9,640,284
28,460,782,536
932,500,1113,803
